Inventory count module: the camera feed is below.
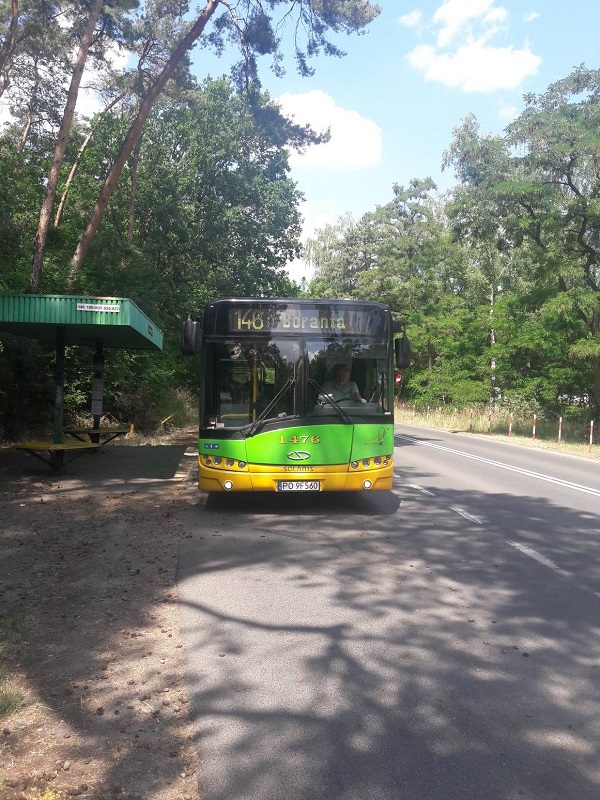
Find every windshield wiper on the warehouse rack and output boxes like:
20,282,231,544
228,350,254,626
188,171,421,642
309,379,352,424
241,377,296,438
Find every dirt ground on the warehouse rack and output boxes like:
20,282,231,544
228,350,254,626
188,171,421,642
0,433,202,800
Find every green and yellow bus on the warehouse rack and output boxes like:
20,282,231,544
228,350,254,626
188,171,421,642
181,298,410,493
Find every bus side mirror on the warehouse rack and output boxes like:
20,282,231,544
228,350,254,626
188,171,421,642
181,316,199,356
395,333,411,370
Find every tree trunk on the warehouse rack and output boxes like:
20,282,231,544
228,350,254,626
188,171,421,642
67,0,220,284
0,0,19,97
53,129,94,227
489,283,496,404
127,136,141,243
28,0,105,293
54,92,127,226
18,109,32,154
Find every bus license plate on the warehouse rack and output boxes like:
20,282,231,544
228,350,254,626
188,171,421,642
277,480,320,492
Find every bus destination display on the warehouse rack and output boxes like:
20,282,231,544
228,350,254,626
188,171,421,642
227,304,384,336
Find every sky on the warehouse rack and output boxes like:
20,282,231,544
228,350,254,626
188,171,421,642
195,0,599,283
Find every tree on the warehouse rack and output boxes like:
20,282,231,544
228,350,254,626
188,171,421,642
55,78,304,304
305,212,366,297
65,0,380,283
28,0,138,292
0,73,308,436
445,67,600,412
29,0,105,291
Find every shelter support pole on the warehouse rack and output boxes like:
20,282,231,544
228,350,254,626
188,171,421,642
53,326,66,444
92,342,104,432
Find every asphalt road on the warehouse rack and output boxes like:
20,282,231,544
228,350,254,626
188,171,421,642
178,426,600,800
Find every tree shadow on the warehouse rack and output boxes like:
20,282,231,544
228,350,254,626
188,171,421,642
3,437,600,800
178,471,600,799
205,490,400,516
0,443,197,799
2,443,189,482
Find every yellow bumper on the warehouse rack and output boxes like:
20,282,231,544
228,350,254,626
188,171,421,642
198,460,393,493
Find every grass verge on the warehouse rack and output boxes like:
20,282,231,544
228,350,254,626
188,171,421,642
396,404,600,462
0,615,26,720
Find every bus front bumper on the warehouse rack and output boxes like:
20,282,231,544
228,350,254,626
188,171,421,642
198,461,394,493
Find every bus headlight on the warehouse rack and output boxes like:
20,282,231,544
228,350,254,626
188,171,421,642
363,480,372,489
238,461,246,469
223,480,234,490
351,461,359,469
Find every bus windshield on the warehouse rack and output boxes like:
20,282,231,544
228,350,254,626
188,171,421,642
202,336,391,429
307,339,391,416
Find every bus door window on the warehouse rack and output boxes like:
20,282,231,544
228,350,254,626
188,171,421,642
202,342,237,427
204,341,253,427
217,361,250,426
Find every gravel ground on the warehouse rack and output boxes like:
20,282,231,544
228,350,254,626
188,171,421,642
0,434,202,800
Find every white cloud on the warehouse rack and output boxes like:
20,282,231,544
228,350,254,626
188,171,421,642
524,11,540,22
404,0,540,93
277,90,382,171
407,40,540,92
398,10,423,28
434,0,503,47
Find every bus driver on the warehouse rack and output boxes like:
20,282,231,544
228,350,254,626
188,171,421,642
321,364,367,403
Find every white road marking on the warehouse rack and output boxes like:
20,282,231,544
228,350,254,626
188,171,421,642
395,435,600,498
508,540,561,571
405,482,435,496
451,506,483,525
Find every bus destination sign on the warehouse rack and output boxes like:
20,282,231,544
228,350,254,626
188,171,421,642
227,304,383,336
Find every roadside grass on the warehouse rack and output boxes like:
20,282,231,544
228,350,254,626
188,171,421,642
0,689,22,717
395,403,600,462
0,614,27,719
117,425,196,447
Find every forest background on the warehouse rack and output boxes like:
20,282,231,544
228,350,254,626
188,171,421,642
0,0,599,442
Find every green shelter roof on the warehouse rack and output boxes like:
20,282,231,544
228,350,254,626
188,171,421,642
0,294,163,351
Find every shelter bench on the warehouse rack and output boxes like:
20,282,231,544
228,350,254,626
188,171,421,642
15,440,100,470
63,426,131,445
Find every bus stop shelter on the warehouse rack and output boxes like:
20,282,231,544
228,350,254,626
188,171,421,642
0,294,164,467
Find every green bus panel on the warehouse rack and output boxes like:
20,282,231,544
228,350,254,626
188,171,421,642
199,423,394,466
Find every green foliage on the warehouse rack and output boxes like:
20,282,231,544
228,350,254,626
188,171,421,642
0,75,309,436
2,51,600,430
444,66,600,412
0,338,57,440
308,69,600,417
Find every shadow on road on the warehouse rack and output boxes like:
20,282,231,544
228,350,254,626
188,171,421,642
179,464,600,800
205,490,400,516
